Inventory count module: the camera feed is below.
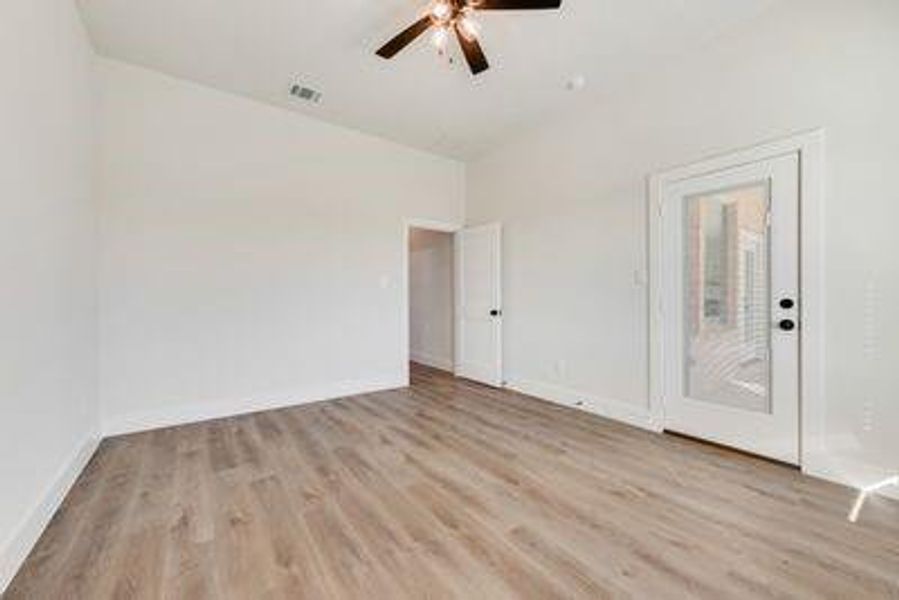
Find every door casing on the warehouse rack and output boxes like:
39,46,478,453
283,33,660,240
648,130,826,472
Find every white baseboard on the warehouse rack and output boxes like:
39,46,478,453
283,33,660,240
506,377,661,433
0,434,101,595
803,452,899,501
410,351,454,372
102,373,406,437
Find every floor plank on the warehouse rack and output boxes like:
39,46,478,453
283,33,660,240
5,364,899,599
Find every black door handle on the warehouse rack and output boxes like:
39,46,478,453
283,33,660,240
779,319,796,331
490,309,501,317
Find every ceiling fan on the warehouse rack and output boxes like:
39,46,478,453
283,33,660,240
376,0,563,75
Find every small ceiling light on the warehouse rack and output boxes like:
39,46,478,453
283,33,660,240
431,26,450,51
431,1,452,22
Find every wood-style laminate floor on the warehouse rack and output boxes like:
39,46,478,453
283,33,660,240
6,364,899,599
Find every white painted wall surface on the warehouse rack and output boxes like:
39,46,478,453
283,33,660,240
409,229,454,371
95,60,465,435
466,0,899,489
0,0,99,590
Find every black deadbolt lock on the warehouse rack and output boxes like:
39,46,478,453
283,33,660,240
779,298,795,310
779,319,796,331
490,309,501,317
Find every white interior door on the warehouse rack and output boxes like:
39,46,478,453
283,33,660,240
455,223,503,387
661,153,800,464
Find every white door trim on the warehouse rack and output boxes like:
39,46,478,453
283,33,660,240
648,129,825,471
402,218,463,385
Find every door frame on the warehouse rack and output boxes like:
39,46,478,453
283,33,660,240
402,218,463,385
648,130,825,471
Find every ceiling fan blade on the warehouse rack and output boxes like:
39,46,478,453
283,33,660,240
471,0,561,9
454,24,489,75
376,16,433,59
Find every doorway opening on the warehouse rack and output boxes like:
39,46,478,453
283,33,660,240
408,226,456,375
402,220,503,388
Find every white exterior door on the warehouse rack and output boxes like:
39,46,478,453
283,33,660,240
455,224,503,387
660,153,800,464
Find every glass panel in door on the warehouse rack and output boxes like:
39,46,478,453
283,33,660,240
683,183,770,413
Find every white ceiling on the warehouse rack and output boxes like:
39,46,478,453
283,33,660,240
77,0,779,159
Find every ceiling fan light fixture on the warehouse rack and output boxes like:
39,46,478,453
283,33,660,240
431,26,450,50
376,0,562,76
430,1,452,22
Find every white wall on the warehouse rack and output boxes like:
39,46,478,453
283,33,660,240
95,60,465,435
409,229,454,371
467,0,899,491
0,0,99,590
